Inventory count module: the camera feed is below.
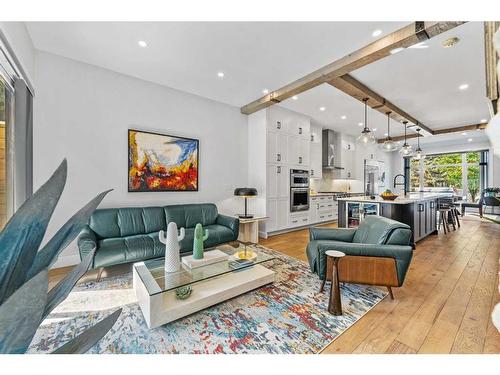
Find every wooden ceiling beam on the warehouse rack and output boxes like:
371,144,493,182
328,74,435,136
241,21,466,115
485,21,500,114
377,123,488,143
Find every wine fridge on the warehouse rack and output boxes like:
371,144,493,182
346,202,380,228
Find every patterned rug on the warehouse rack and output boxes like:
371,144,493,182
28,245,387,354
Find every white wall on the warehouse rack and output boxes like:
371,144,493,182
34,51,248,267
0,22,35,88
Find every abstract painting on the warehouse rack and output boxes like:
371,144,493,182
128,129,198,192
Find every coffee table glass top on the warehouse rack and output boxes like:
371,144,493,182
133,242,275,296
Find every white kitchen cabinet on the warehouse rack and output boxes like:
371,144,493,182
310,124,322,179
266,131,288,165
288,211,310,228
339,134,356,179
266,164,288,200
266,110,288,134
287,136,310,168
288,119,310,140
266,198,289,232
309,195,338,224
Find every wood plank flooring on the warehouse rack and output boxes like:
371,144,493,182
260,216,500,354
47,216,500,354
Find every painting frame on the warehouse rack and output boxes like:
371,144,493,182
128,129,199,192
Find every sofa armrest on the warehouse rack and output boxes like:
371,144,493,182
216,214,239,237
309,227,357,242
77,226,97,262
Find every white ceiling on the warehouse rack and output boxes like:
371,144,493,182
26,21,491,144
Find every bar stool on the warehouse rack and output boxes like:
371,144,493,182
438,197,457,234
438,207,452,234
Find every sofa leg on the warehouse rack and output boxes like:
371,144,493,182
96,267,104,282
387,286,394,300
319,280,326,293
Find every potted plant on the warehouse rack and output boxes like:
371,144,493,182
468,180,479,202
484,187,500,197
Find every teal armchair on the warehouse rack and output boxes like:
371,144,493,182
306,216,413,298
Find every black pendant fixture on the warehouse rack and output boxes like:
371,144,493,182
413,127,426,160
356,98,376,145
399,120,413,157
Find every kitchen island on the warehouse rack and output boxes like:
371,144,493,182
337,193,453,245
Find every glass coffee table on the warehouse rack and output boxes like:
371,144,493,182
133,242,275,328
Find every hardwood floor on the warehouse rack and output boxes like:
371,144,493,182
47,215,499,354
260,216,500,354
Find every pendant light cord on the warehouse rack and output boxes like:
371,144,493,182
363,98,368,131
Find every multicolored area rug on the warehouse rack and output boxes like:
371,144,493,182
29,245,387,354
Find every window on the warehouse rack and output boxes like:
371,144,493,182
409,151,488,202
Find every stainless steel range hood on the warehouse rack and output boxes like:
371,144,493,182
322,129,344,170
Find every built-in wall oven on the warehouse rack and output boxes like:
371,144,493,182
290,169,310,212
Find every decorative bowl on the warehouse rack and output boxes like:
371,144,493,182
380,194,399,201
175,285,192,300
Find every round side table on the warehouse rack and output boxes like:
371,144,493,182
325,250,345,316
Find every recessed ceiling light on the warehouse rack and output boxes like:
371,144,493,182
372,29,382,37
292,95,298,100
358,122,363,127
409,42,429,49
462,132,467,136
262,89,269,94
372,128,378,131
341,115,347,120
468,138,473,142
442,37,460,48
480,118,488,123
137,40,148,48
217,72,225,78
390,47,404,55
319,107,326,111
459,83,469,90
384,133,388,136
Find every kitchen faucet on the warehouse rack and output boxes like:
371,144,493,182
394,174,407,196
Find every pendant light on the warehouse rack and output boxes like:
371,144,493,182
413,127,426,160
356,98,376,145
381,111,398,152
399,121,413,157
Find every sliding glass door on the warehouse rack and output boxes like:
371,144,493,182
409,150,489,202
0,71,13,229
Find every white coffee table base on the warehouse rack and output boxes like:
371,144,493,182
133,264,275,329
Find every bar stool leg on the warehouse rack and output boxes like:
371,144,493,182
454,209,460,228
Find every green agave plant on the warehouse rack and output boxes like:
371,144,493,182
0,160,121,354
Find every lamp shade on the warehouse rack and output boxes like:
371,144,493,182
234,187,258,197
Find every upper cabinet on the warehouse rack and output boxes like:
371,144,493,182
339,134,356,179
310,124,322,179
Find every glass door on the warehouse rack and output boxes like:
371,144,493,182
0,74,13,229
362,202,379,218
346,202,360,228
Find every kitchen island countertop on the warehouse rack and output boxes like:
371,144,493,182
337,192,453,205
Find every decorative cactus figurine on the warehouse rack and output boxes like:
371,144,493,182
192,223,209,259
159,222,185,272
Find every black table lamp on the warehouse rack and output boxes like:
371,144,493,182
234,188,258,219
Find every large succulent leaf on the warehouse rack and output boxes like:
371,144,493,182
28,189,111,279
0,270,48,354
0,160,67,304
52,308,122,354
43,248,96,319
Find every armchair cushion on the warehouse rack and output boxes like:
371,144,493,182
77,226,97,262
309,227,357,242
352,215,411,245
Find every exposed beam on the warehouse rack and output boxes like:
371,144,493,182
377,123,488,143
328,74,434,136
485,21,500,114
241,21,466,115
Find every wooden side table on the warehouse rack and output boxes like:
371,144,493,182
325,250,345,316
237,216,268,244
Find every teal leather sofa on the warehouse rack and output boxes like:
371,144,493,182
306,216,413,298
78,203,239,269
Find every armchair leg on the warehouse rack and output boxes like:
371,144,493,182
387,286,394,300
319,280,326,293
96,267,104,282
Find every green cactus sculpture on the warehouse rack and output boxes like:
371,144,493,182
193,223,209,259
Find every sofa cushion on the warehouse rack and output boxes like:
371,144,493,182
117,208,146,236
205,224,236,248
164,203,218,229
94,233,165,268
352,215,411,245
90,209,120,239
